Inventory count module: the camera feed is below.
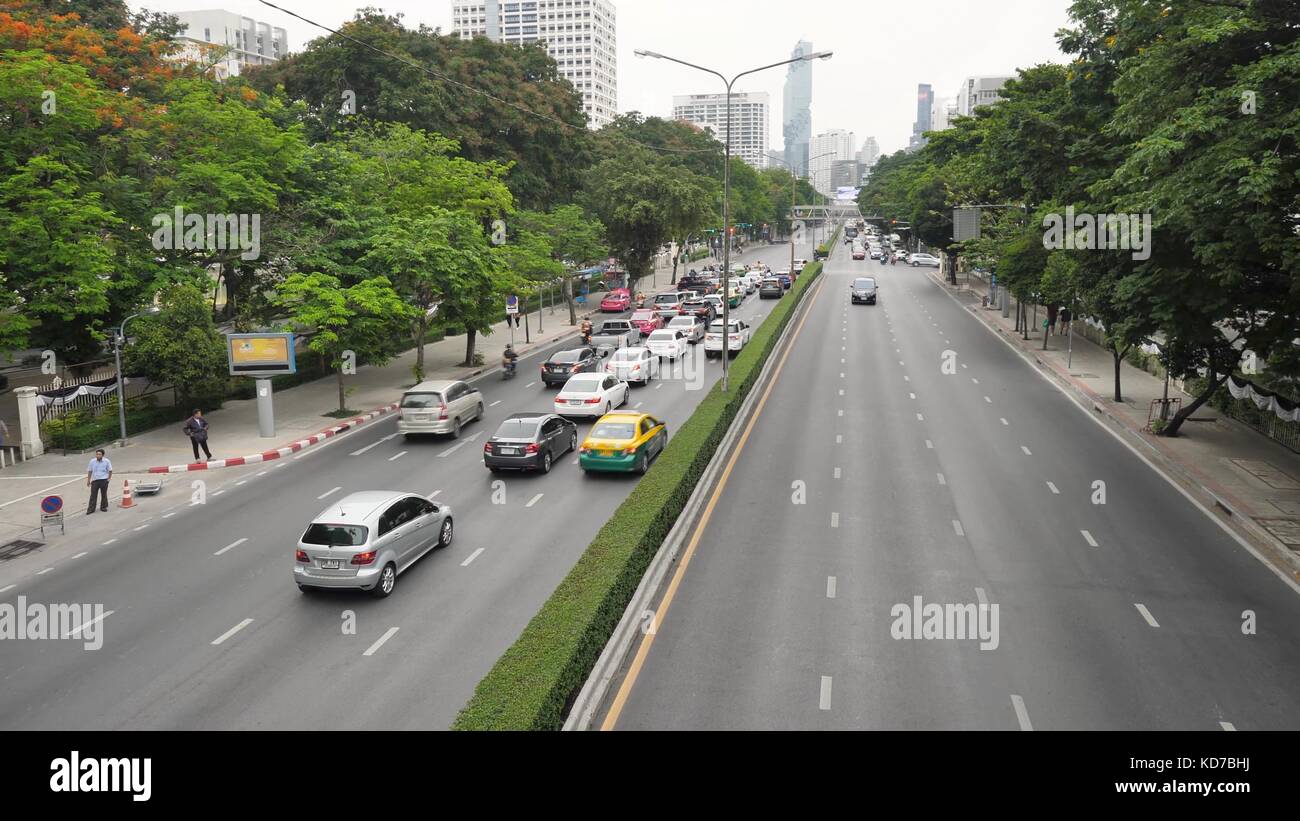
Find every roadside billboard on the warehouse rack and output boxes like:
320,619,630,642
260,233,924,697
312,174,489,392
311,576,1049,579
227,333,297,377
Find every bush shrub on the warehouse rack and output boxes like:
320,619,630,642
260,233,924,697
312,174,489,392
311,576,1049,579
452,261,825,730
40,404,192,451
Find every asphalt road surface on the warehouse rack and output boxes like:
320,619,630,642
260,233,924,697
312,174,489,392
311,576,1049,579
603,246,1300,730
0,242,802,730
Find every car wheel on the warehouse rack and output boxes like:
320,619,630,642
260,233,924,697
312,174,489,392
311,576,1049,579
297,584,315,594
451,417,462,439
371,564,397,598
436,517,454,548
635,451,648,475
569,432,578,454
476,403,485,421
541,449,553,473
604,402,611,415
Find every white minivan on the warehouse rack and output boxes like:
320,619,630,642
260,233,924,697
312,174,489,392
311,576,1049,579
397,380,484,439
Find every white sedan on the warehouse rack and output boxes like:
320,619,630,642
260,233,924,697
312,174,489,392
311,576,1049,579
645,329,690,360
605,346,661,385
704,318,752,358
554,372,629,418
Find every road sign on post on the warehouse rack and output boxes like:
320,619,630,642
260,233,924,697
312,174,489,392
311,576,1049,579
953,207,981,241
40,495,64,537
505,295,519,316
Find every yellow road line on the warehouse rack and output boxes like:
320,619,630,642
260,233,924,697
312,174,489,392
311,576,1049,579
600,273,827,730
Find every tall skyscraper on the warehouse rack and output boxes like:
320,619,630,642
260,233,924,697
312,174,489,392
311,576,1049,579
172,10,288,79
856,136,880,169
809,129,856,195
908,83,934,151
451,0,618,128
673,92,770,169
782,39,814,177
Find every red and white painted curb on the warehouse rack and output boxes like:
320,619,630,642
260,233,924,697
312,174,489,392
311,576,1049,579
147,403,399,474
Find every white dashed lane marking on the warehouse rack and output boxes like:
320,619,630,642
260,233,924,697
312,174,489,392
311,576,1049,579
211,618,254,646
1135,603,1160,627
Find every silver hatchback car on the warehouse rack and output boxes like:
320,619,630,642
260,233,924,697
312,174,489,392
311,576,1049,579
294,491,453,597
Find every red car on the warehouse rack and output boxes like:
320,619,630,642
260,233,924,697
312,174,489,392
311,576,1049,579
628,308,665,335
600,288,631,313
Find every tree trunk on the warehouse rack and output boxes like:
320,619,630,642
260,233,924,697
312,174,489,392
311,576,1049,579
414,315,427,381
565,277,577,326
336,368,345,413
1042,313,1051,350
1111,345,1129,402
1164,369,1228,437
462,327,476,368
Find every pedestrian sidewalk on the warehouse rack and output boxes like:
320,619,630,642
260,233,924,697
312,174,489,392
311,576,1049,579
935,270,1300,579
0,249,761,540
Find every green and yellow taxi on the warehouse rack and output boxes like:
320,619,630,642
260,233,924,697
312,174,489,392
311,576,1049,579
578,412,668,474
727,283,744,308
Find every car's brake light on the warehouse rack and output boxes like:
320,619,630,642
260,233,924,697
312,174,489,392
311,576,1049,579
584,397,602,404
295,549,310,563
351,551,377,566
483,442,493,453
438,403,448,420
571,364,581,372
525,443,540,454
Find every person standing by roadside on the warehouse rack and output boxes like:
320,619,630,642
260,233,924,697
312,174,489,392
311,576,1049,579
86,449,112,514
1059,306,1072,336
184,409,212,462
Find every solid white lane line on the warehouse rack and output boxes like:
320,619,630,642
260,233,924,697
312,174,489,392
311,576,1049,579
1081,530,1098,547
830,512,840,528
953,520,965,537
819,676,833,711
1011,695,1034,731
103,539,117,546
1220,721,1236,731
1046,481,1060,494
526,493,544,508
211,618,254,646
214,537,249,556
937,473,946,486
833,467,841,479
317,486,342,500
71,552,87,560
925,439,933,449
0,584,14,594
490,400,502,407
826,576,837,598
37,568,52,575
1021,445,1033,456
836,434,843,444
461,547,485,567
388,451,407,462
63,609,114,639
1135,603,1160,627
363,627,400,657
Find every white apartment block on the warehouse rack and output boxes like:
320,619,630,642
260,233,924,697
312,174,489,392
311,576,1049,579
452,0,618,129
672,92,770,170
809,129,856,196
931,96,958,132
956,76,1012,117
173,10,287,79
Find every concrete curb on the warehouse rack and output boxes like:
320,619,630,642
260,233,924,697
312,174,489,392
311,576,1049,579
562,263,829,731
927,271,1300,582
145,402,400,474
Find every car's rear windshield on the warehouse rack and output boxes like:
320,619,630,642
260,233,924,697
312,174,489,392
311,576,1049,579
668,316,694,327
401,392,442,408
611,349,642,361
709,321,739,331
494,420,540,439
591,422,636,439
853,279,876,288
654,294,678,302
550,350,581,363
302,524,369,546
565,375,603,389
648,330,676,341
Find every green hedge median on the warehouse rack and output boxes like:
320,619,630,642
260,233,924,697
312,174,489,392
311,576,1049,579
452,261,825,730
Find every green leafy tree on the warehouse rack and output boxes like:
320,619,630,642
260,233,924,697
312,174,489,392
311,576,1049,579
272,272,415,412
124,284,227,407
514,205,607,325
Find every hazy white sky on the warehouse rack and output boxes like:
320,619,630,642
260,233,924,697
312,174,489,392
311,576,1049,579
135,0,1076,155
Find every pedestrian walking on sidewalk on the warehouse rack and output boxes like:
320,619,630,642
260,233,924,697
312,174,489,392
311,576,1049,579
1046,304,1059,335
85,449,112,514
183,409,213,462
1059,306,1072,336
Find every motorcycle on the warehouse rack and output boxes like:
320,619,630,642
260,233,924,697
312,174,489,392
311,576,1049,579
502,358,518,380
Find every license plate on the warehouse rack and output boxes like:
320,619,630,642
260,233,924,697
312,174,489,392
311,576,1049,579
599,450,612,457
319,559,342,569
500,447,519,455
569,400,583,405
412,414,427,422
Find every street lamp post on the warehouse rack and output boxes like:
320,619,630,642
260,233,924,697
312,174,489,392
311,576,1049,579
113,308,159,447
635,48,832,391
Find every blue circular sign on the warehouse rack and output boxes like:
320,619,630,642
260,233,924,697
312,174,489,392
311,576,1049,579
41,495,63,514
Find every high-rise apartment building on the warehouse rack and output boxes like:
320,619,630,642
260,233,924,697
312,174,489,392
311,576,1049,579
672,92,770,170
451,0,617,128
782,40,814,177
172,10,288,79
809,129,856,196
957,75,1012,117
931,96,959,132
856,136,880,169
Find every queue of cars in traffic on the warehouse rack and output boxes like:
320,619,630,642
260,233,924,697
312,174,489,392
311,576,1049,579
294,258,792,597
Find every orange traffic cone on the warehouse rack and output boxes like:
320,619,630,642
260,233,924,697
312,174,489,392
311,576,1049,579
120,479,135,509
